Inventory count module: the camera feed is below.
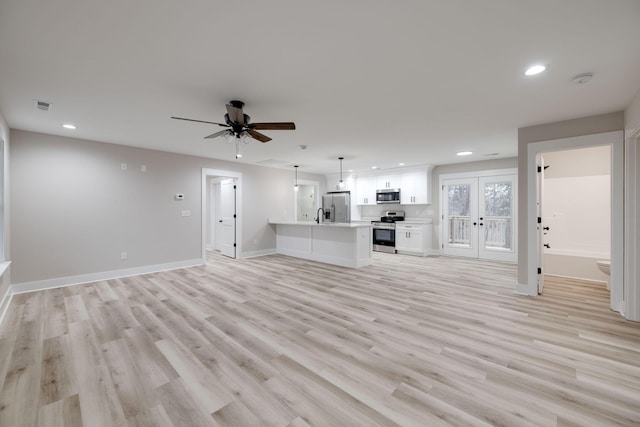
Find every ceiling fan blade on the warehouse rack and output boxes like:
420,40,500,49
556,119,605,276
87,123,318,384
249,122,296,130
171,116,228,126
247,129,272,143
204,130,230,139
226,104,245,125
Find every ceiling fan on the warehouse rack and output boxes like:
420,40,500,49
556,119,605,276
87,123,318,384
171,100,295,143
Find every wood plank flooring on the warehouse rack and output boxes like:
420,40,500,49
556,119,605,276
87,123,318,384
1,252,639,426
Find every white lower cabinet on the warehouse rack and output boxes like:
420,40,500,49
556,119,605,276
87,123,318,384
395,224,427,256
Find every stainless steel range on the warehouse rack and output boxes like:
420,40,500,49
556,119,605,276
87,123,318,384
372,210,405,253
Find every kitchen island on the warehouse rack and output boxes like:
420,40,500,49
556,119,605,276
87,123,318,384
268,220,372,268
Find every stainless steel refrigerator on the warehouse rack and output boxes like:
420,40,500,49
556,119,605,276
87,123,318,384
321,191,351,223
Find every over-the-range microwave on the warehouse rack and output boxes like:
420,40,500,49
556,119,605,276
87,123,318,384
376,188,400,204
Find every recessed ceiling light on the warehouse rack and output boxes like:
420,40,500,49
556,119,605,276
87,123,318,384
348,169,354,173
525,64,546,76
457,151,473,156
62,123,77,129
371,166,378,169
398,162,405,166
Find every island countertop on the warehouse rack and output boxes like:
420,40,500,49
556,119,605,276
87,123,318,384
269,220,372,268
268,219,371,228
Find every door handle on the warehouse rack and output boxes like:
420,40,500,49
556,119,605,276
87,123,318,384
543,226,550,231
218,220,223,223
473,222,477,226
544,243,551,249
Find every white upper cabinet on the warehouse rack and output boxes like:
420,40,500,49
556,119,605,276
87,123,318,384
376,174,401,190
352,166,432,206
355,175,377,205
400,170,430,204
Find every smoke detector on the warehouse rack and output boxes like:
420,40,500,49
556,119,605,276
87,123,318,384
572,73,593,85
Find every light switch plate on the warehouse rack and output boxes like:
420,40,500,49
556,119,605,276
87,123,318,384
181,210,191,217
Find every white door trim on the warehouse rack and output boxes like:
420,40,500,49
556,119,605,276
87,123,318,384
201,168,243,263
524,131,624,313
625,125,640,321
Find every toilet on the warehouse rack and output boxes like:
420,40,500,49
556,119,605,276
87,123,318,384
596,260,611,290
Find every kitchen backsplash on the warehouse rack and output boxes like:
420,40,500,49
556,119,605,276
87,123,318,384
359,204,433,220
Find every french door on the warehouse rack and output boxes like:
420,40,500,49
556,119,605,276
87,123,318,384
442,174,517,262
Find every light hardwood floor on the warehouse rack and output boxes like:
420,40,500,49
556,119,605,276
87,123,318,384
1,252,639,426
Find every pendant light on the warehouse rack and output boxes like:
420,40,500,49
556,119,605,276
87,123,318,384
338,157,344,188
294,165,299,190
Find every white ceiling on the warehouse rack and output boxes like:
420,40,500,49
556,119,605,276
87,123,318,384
1,0,640,175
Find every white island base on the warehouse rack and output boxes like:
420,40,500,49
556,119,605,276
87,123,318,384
269,221,372,268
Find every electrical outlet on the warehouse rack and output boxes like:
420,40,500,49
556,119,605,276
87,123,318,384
253,239,258,245
121,163,127,171
141,164,147,173
121,252,127,260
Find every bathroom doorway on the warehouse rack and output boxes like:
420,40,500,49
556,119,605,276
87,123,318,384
539,146,611,290
526,131,623,313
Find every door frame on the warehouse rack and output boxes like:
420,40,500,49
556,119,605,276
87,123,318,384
294,179,320,222
201,168,243,263
439,168,518,259
525,131,623,312
624,124,640,321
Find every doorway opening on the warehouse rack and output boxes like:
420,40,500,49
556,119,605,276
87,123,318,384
526,131,623,313
440,169,517,262
201,168,242,263
294,179,320,222
537,146,611,294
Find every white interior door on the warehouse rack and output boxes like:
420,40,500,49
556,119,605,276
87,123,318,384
220,178,236,258
536,155,545,293
478,175,517,262
442,178,479,257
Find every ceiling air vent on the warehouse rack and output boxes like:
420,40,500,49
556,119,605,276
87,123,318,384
33,99,51,111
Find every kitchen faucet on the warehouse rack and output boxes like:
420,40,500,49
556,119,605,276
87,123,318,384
315,207,324,224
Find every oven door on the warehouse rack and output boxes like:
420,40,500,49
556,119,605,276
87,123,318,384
373,226,395,247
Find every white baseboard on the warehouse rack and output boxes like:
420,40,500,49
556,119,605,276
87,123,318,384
242,248,277,259
515,282,537,296
8,258,204,297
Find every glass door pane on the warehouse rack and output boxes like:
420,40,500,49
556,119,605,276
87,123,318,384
479,175,517,262
442,178,478,257
448,184,471,247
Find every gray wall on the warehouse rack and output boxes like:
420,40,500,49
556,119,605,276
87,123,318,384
626,87,640,133
517,111,624,288
10,130,323,284
431,157,518,249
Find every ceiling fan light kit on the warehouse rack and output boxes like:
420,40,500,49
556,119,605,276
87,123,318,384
172,100,295,159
